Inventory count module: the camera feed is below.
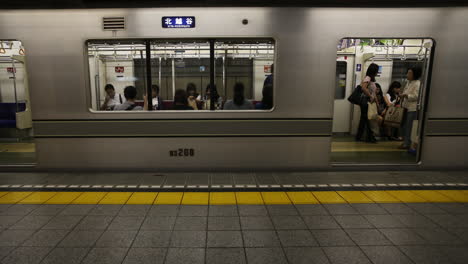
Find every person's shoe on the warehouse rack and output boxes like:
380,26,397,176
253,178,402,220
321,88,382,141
408,149,417,155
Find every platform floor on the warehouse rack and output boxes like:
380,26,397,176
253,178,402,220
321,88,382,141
0,171,467,263
0,198,467,263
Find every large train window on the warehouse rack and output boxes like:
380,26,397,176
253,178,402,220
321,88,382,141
86,38,275,111
331,38,434,164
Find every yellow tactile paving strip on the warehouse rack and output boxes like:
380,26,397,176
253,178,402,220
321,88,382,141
0,190,466,205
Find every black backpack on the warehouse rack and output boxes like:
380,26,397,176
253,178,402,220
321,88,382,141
347,85,368,106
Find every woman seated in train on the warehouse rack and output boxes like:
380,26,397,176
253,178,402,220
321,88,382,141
173,89,194,110
255,84,273,110
202,84,223,110
100,84,124,110
113,86,143,111
143,84,164,110
223,82,254,110
383,81,402,140
186,83,201,110
356,63,379,143
371,83,387,137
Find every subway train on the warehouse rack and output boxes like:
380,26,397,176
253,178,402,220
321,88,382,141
0,7,467,170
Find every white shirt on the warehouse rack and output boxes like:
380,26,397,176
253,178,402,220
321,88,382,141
401,80,420,112
152,97,159,109
106,93,125,109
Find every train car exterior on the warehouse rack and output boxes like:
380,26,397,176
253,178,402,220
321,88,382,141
0,7,467,170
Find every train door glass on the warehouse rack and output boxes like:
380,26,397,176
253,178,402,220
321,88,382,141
0,40,36,165
331,38,434,164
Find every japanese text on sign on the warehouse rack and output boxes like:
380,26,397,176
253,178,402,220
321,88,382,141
162,16,195,28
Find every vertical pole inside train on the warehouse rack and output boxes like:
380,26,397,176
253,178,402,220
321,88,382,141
145,40,153,110
209,39,215,110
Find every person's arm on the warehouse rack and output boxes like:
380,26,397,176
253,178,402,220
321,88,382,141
143,95,148,110
361,79,374,102
384,94,392,107
100,96,110,110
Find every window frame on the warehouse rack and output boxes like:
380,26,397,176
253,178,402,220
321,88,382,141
85,37,276,113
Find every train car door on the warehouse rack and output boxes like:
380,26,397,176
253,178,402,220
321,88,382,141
0,40,35,166
332,56,354,134
331,38,434,164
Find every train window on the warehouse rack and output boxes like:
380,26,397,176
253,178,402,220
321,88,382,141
0,40,36,165
86,38,275,111
331,38,434,164
87,40,147,111
335,61,347,99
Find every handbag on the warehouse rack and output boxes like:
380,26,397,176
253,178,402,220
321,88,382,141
367,102,378,120
347,85,368,106
384,106,404,128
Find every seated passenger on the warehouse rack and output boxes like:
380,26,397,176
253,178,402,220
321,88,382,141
202,84,223,110
375,83,386,118
384,81,402,107
255,84,273,110
100,84,124,110
223,82,254,110
173,89,194,110
113,86,143,111
144,84,164,110
383,81,402,140
186,83,201,110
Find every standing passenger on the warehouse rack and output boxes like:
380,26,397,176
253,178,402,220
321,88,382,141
113,86,143,111
399,67,422,152
355,63,379,143
223,82,254,110
100,84,124,110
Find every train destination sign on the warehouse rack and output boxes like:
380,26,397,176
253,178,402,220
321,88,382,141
162,16,195,28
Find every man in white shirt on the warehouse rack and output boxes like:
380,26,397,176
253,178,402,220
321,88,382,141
100,84,125,110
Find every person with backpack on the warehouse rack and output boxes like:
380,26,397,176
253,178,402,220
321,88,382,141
100,84,125,110
113,86,143,111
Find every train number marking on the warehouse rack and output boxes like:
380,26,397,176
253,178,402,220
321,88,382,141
169,148,195,157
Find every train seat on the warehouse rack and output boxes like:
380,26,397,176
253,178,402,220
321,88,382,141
0,103,26,128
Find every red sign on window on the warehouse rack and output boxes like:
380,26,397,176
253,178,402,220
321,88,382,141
115,66,124,73
7,67,16,73
264,65,272,73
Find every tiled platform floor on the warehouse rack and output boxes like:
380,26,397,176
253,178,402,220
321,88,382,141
0,203,467,264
